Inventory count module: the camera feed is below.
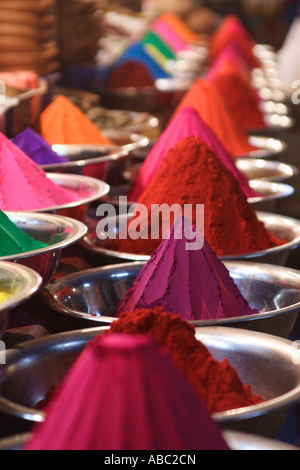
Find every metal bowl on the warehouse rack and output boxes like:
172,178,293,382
0,262,42,339
222,431,298,450
25,173,110,223
81,212,300,266
0,212,87,286
94,180,294,214
88,108,160,138
46,131,149,184
42,260,300,338
239,136,287,159
1,326,300,439
0,430,297,451
42,146,129,181
235,158,299,183
247,180,294,212
99,78,191,113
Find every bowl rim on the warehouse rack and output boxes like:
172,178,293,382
237,135,287,159
25,173,110,213
1,326,300,423
0,212,87,262
48,130,150,170
80,211,300,261
235,158,299,182
247,180,295,204
41,146,129,171
0,430,296,451
41,260,300,325
0,261,42,313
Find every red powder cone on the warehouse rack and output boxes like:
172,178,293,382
25,334,230,450
207,57,267,130
109,136,284,257
174,79,255,157
128,107,258,201
209,14,260,68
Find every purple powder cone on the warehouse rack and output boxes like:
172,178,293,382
13,128,68,166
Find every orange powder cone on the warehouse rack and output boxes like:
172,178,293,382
39,95,115,146
158,12,202,45
173,79,255,157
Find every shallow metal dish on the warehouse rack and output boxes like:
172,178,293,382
0,430,297,451
239,136,287,159
81,211,300,266
42,260,300,338
1,327,300,439
0,262,42,339
26,173,110,223
235,158,299,182
248,180,294,212
0,213,87,286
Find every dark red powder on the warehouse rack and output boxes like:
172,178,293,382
109,136,285,256
105,307,264,414
211,71,267,130
108,61,154,88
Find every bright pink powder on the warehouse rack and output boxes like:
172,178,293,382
25,333,230,450
0,133,80,211
151,19,189,53
116,216,258,321
128,107,258,201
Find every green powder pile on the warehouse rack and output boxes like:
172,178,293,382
0,210,48,257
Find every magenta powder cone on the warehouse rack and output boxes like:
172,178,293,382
0,132,79,211
25,333,230,450
117,216,258,321
13,127,68,166
127,107,258,201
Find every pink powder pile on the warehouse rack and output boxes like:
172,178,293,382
128,107,258,201
116,216,258,321
25,333,230,450
0,133,80,211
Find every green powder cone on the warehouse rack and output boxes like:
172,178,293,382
0,210,48,257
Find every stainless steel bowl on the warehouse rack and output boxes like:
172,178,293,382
99,78,191,113
1,212,87,286
1,326,300,438
223,431,299,450
248,180,294,212
46,132,149,183
25,173,110,223
81,212,300,266
42,146,129,181
0,262,42,339
0,430,297,451
97,180,295,214
239,136,287,159
42,260,300,338
235,158,299,182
